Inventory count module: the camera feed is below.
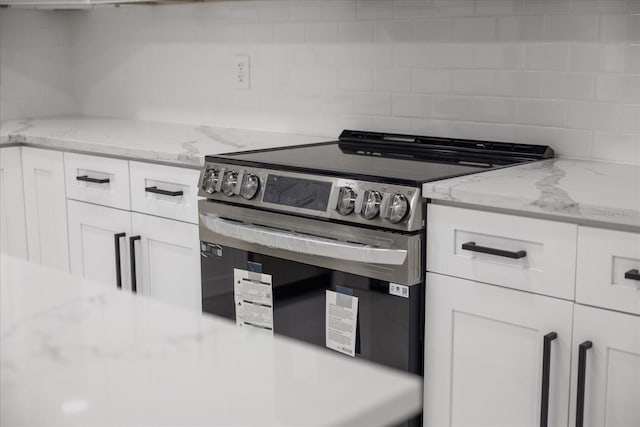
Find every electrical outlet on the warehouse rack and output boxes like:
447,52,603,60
234,54,250,89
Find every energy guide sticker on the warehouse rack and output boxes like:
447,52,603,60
326,290,358,357
234,268,274,335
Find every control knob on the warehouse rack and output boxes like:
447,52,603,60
221,171,239,196
336,187,356,215
201,168,219,194
387,194,409,224
239,173,260,200
360,190,382,219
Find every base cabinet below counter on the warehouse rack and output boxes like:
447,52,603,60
424,272,574,427
0,147,27,258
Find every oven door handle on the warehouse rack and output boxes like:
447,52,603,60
200,214,408,265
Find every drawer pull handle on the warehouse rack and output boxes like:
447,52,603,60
76,175,110,184
575,341,593,427
145,186,183,197
624,269,640,281
540,332,558,427
114,232,126,289
461,241,527,259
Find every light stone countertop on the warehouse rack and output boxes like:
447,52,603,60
423,158,640,231
0,117,330,168
0,255,422,427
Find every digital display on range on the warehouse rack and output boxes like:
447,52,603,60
263,175,332,212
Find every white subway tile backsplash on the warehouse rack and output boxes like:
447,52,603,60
621,105,640,133
4,2,638,164
498,15,547,41
524,44,569,70
431,44,474,68
599,14,640,41
305,23,339,42
494,71,542,97
547,15,599,41
592,132,640,163
473,44,521,69
453,17,498,42
451,70,495,95
339,22,375,42
475,0,524,16
356,1,393,20
516,99,566,127
411,69,451,93
354,93,392,115
569,44,625,72
567,101,621,130
410,118,451,137
433,96,475,120
374,68,411,92
375,21,412,42
625,45,640,73
475,97,518,123
542,72,595,100
596,74,640,103
393,44,431,68
339,68,373,91
391,93,430,117
524,0,572,15
412,19,454,42
571,0,627,14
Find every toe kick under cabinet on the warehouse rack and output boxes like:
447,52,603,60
425,204,640,427
65,153,201,312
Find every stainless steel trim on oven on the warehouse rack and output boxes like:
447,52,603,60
198,200,422,286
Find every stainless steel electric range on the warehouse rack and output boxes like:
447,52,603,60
196,130,554,376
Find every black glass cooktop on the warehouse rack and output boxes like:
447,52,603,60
207,130,554,186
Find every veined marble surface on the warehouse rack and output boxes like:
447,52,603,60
0,117,330,167
0,255,422,426
424,158,640,231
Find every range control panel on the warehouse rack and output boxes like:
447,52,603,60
198,162,424,232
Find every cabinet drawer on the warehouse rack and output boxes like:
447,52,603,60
64,153,130,210
130,161,199,224
576,227,640,315
427,204,577,300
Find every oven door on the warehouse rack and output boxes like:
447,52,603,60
199,200,424,374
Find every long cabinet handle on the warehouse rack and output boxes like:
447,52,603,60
540,332,558,427
129,236,141,293
76,175,110,184
624,269,640,281
461,241,527,259
575,341,593,427
145,186,183,197
114,232,126,289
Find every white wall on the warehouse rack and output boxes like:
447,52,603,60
1,1,639,163
0,9,76,121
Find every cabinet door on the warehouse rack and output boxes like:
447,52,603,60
0,147,28,258
131,213,201,311
21,148,69,271
67,200,132,290
425,273,574,427
569,305,640,427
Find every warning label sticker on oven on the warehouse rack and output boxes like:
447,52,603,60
326,290,358,357
234,268,274,335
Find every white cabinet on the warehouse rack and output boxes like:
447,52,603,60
0,147,28,258
67,200,132,290
21,147,69,271
424,272,574,427
131,213,201,311
426,203,639,426
569,305,640,427
62,152,202,312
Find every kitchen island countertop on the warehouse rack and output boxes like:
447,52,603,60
423,158,640,231
0,255,422,426
0,117,330,168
